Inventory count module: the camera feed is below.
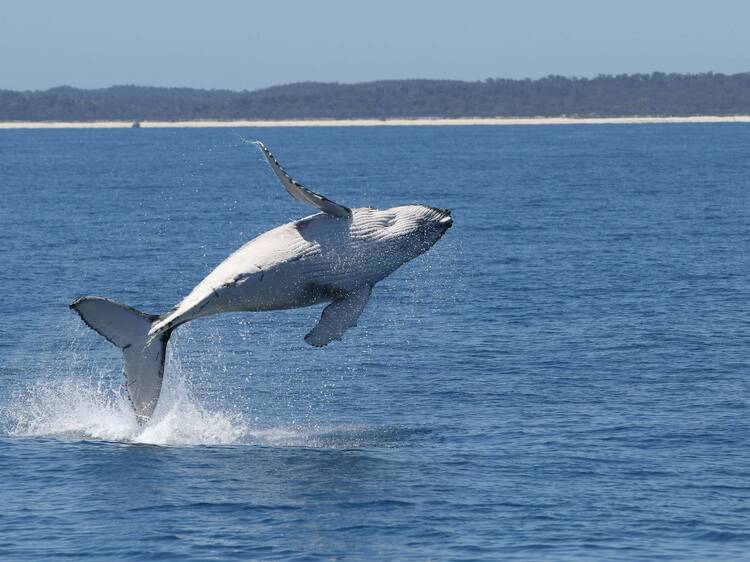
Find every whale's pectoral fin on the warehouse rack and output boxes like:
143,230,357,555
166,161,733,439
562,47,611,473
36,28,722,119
305,285,372,347
253,141,352,219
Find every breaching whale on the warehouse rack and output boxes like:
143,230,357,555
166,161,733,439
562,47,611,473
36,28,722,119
71,142,453,422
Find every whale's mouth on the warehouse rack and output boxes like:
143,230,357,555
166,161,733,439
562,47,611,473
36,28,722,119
437,209,453,229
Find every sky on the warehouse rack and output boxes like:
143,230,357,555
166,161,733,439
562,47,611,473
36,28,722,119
1,0,749,91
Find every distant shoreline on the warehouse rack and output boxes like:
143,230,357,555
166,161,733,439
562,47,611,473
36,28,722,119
2,115,750,129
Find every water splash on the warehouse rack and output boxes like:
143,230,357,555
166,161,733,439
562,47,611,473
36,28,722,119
0,317,421,448
1,365,419,449
5,373,139,441
2,368,248,446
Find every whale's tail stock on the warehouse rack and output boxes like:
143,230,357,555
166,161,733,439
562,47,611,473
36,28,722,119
70,296,171,423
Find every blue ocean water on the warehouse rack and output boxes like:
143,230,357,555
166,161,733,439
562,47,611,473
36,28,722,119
1,124,750,561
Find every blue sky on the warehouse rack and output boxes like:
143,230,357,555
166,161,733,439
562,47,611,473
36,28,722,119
1,0,749,91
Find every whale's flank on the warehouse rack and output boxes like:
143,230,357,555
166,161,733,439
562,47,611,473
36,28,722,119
70,297,169,422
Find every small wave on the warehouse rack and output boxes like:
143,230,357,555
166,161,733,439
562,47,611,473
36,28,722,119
692,530,750,543
245,424,427,448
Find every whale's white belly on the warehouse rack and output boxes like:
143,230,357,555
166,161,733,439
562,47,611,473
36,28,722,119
158,210,399,330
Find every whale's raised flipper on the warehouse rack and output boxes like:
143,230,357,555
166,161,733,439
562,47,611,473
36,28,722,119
253,141,352,219
305,285,371,347
70,297,170,423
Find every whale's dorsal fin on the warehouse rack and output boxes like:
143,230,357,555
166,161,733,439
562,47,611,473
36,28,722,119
253,141,352,219
305,285,371,347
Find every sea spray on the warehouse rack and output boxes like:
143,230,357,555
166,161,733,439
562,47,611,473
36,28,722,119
0,359,404,448
137,372,249,446
1,353,251,446
1,316,403,448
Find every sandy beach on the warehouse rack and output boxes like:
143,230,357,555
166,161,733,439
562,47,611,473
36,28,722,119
2,115,750,129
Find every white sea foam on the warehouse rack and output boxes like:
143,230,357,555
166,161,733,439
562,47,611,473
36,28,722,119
0,322,411,448
1,366,409,449
2,368,247,446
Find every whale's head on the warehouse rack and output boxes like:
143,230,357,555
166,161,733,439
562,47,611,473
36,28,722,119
373,204,453,265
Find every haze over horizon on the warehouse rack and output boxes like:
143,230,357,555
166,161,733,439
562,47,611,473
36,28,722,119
2,0,749,92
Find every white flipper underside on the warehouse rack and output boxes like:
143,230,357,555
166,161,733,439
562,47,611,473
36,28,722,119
253,141,352,219
305,285,372,347
70,297,167,423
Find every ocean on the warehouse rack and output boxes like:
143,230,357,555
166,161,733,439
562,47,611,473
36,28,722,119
1,124,749,560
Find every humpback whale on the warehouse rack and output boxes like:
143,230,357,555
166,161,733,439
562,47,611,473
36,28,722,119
71,142,453,422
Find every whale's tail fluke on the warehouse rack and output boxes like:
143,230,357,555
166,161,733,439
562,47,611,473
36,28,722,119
70,297,170,423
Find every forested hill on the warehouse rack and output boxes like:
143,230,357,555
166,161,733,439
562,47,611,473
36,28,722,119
2,73,750,121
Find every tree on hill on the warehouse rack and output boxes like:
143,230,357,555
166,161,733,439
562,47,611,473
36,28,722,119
1,72,750,120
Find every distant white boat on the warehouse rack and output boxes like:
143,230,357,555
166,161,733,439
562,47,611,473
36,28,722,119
131,120,141,128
